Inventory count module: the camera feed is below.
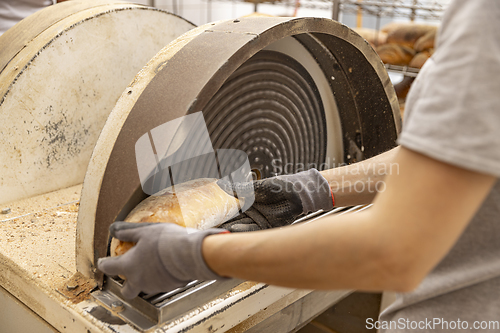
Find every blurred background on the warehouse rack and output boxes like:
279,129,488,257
128,0,451,29
128,0,453,118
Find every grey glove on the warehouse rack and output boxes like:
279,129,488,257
218,169,334,232
97,222,228,299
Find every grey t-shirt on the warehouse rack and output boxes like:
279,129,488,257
380,0,500,331
0,0,52,36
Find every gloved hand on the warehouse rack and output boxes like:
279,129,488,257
97,222,228,299
218,169,334,232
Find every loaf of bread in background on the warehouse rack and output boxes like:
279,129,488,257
353,27,388,48
383,22,437,49
380,22,406,34
394,76,415,101
376,43,416,66
409,49,433,69
110,178,241,257
414,29,437,52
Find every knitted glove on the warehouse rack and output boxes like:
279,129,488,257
218,169,334,232
98,222,228,299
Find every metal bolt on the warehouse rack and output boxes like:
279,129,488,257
66,282,78,291
111,301,125,313
1,208,11,214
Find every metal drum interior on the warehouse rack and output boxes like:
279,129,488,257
204,50,329,180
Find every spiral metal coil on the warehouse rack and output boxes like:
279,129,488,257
203,50,327,179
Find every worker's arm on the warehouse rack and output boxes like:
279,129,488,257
204,147,496,291
219,147,399,232
320,146,400,207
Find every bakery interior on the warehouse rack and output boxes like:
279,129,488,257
0,0,450,332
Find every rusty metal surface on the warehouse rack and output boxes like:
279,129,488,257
77,17,401,284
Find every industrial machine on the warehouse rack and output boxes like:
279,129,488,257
0,3,400,331
0,0,195,205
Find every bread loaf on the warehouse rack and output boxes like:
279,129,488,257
414,30,437,52
394,76,415,101
376,43,416,66
409,50,433,69
353,27,388,48
381,22,407,34
110,178,241,257
383,22,437,49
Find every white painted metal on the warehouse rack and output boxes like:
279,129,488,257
0,186,123,332
0,174,359,332
154,286,349,333
0,285,57,333
76,23,216,278
0,10,392,331
0,3,195,205
0,185,351,332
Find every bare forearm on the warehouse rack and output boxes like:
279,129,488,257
203,148,403,291
320,147,400,206
204,147,495,293
204,211,403,292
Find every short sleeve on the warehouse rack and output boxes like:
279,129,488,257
398,0,500,177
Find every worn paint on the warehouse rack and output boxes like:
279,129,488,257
0,7,195,205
